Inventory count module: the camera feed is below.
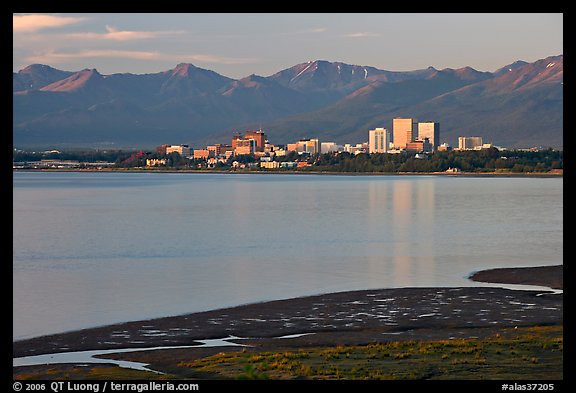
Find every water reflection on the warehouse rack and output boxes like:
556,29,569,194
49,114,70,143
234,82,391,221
365,178,436,287
13,173,562,340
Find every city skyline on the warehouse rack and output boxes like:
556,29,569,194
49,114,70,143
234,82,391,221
13,13,563,79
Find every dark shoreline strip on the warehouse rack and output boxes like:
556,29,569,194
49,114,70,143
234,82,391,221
13,289,562,358
13,168,563,177
469,265,563,290
13,265,563,358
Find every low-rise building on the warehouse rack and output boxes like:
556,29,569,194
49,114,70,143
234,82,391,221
321,142,340,154
406,138,432,153
166,144,191,157
146,158,167,167
260,161,280,169
235,138,256,155
458,136,483,150
446,167,462,173
207,157,217,168
193,149,213,160
287,138,320,154
156,144,168,155
207,144,233,157
287,143,299,152
344,143,367,154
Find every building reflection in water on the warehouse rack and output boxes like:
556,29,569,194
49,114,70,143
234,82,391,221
230,176,437,290
367,178,436,287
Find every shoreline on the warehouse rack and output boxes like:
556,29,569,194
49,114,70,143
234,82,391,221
13,265,562,359
13,168,563,177
469,265,563,290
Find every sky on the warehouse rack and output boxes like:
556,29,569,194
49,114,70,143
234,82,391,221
13,13,563,79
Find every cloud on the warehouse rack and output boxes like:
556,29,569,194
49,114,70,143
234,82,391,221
25,49,161,64
344,32,381,38
180,54,259,65
68,25,185,41
287,27,327,35
24,50,258,66
13,14,86,33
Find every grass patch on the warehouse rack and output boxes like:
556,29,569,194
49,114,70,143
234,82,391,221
13,364,167,380
176,325,562,380
14,325,562,380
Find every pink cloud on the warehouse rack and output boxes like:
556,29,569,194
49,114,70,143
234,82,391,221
13,14,85,33
68,26,184,41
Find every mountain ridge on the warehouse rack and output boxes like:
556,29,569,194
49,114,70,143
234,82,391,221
13,55,563,149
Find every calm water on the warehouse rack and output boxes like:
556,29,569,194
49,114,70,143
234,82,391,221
13,172,563,340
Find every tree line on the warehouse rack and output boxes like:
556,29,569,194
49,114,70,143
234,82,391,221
14,147,563,173
305,148,563,173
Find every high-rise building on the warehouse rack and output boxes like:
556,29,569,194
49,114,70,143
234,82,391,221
244,130,267,152
393,118,416,149
231,132,243,150
368,128,389,153
304,138,320,154
458,136,483,150
418,122,440,150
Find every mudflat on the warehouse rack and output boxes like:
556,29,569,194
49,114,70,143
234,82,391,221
469,265,563,290
13,265,562,359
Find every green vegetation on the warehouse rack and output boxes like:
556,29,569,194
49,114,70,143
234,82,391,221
13,364,168,380
174,326,562,380
305,148,563,173
17,326,559,380
12,148,135,165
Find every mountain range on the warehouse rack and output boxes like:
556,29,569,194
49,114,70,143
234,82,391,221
13,55,563,149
